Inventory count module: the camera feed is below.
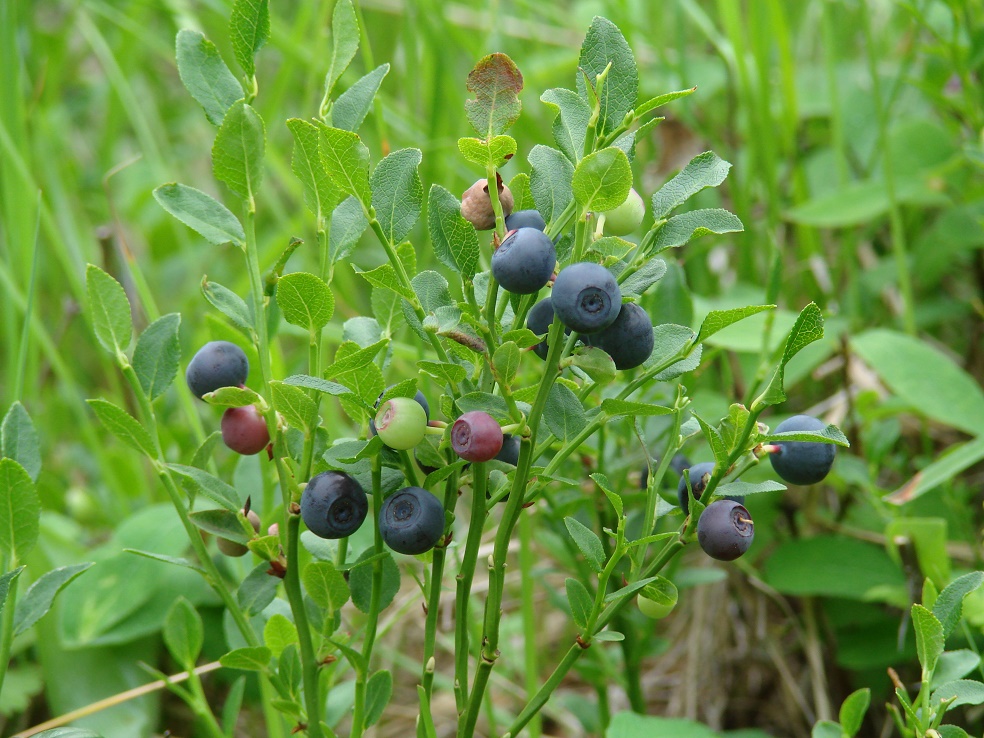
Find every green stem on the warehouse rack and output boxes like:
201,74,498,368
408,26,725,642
0,556,19,700
517,507,541,737
454,462,488,712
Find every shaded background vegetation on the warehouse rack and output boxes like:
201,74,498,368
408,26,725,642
1,0,983,736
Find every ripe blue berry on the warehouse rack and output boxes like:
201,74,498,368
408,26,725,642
451,411,504,462
677,461,716,514
301,471,368,539
374,397,428,450
491,228,556,295
221,405,270,455
585,302,654,370
551,262,621,334
697,500,754,561
505,209,546,232
186,341,248,399
379,487,445,555
769,414,836,485
494,434,521,466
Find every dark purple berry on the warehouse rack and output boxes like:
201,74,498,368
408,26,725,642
379,487,445,555
769,415,836,485
451,411,504,462
697,500,754,561
526,297,571,360
186,341,248,399
301,471,369,539
494,434,521,466
551,262,621,334
505,209,546,232
677,462,716,514
491,228,556,295
221,405,270,455
585,303,654,370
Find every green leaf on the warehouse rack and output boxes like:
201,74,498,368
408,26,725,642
212,100,266,201
85,264,132,355
811,721,843,738
464,52,523,137
168,464,242,511
544,383,587,441
229,0,269,77
634,87,697,117
588,236,635,262
931,679,984,709
263,614,298,659
287,118,342,218
590,473,623,518
932,650,982,691
651,151,733,219
565,577,593,630
237,562,278,615
357,262,415,302
456,392,511,424
2,402,41,482
32,730,104,738
762,536,905,600
427,185,480,278
648,323,700,380
695,305,775,345
572,147,632,213
839,688,871,737
492,342,521,387
324,0,359,95
87,399,157,458
153,183,245,247
715,480,787,498
784,175,949,228
303,561,350,612
540,88,590,163
365,670,393,727
937,726,970,738
606,712,718,738
754,302,824,409
371,148,423,245
325,338,389,377
319,125,371,207
457,135,517,169
417,360,466,386
203,385,263,408
277,272,334,331
762,425,850,447
220,646,272,672
599,399,672,418
270,381,319,432
691,412,728,466
283,374,353,398
887,518,950,589
565,517,605,573
619,258,667,299
13,563,93,636
653,208,744,251
201,277,253,335
0,567,24,616
570,346,617,384
124,549,205,574
576,16,638,135
349,548,401,613
175,30,243,126
529,145,575,223
133,313,181,401
164,596,204,669
188,508,247,542
850,329,984,436
933,572,984,639
330,196,369,263
0,459,38,563
593,630,624,642
332,64,390,132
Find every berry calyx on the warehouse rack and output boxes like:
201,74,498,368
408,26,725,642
697,500,754,561
379,487,445,555
300,471,369,539
186,341,249,399
221,405,270,455
451,411,504,462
